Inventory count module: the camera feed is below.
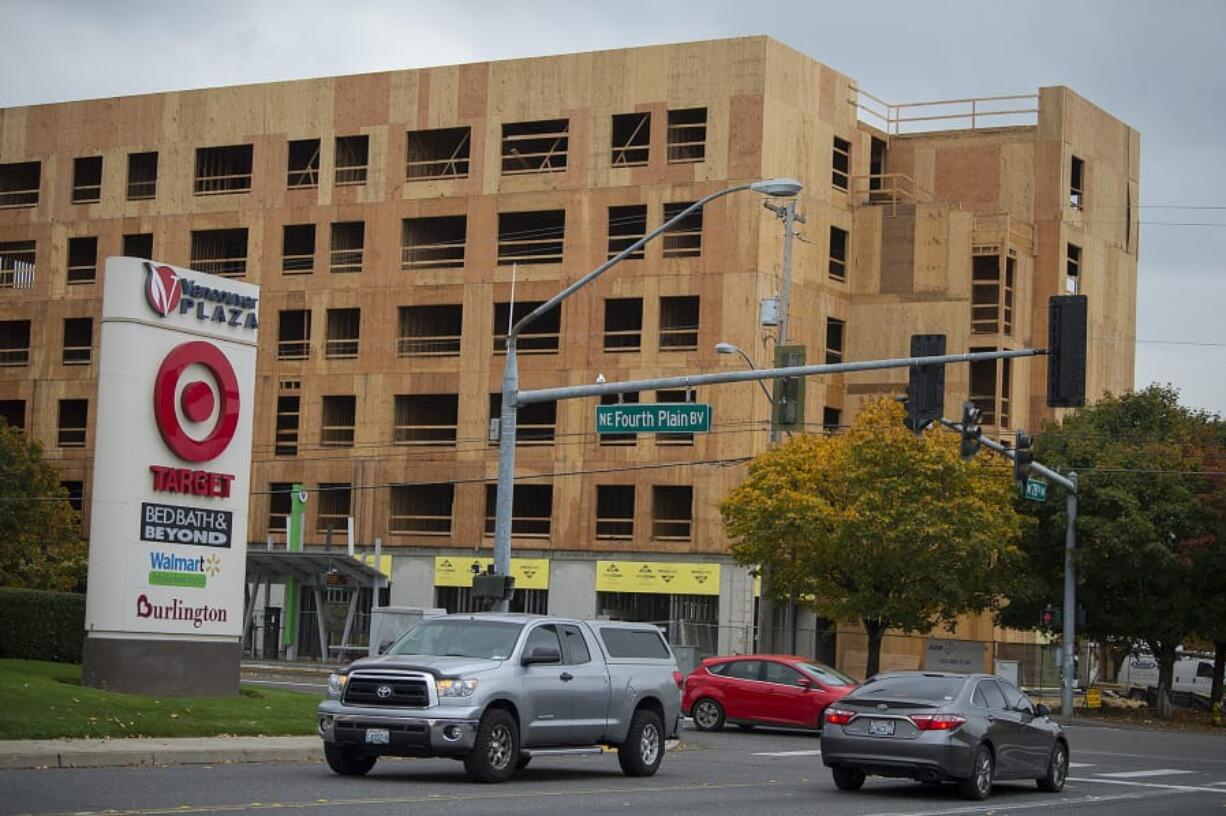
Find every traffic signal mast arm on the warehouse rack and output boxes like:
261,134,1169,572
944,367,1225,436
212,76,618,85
517,347,1047,406
936,418,1077,495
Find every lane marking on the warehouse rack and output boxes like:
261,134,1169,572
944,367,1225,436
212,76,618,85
1068,762,1095,768
1069,776,1226,794
1074,748,1226,766
1095,769,1195,779
857,788,1198,816
750,749,822,757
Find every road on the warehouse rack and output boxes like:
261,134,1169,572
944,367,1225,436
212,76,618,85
4,722,1225,816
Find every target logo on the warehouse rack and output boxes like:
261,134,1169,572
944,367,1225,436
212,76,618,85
144,263,182,318
152,341,240,463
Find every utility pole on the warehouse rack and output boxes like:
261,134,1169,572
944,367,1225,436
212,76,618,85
759,199,805,654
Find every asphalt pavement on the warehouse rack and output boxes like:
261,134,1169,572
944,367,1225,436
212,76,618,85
3,721,1225,816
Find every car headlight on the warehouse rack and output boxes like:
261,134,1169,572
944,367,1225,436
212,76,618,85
436,678,479,698
327,673,348,697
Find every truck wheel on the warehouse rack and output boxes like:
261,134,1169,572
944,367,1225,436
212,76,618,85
323,742,377,776
464,708,519,783
832,767,865,791
618,708,664,777
691,698,725,731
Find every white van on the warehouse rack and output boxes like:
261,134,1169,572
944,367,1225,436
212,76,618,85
1116,653,1214,708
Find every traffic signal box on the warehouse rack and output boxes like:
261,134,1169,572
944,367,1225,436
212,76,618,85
771,345,806,434
960,401,983,460
1013,430,1034,488
1048,295,1088,408
905,334,946,434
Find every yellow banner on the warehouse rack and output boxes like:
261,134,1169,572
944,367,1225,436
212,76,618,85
357,554,392,577
596,560,721,596
434,557,550,590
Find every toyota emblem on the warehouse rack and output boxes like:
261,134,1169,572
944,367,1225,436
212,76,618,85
877,703,888,711
376,685,393,699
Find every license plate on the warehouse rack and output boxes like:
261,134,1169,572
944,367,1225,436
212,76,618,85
365,728,390,745
869,719,895,736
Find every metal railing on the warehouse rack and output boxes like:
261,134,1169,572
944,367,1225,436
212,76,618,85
335,165,367,186
0,187,39,208
191,256,246,277
277,340,310,360
850,173,937,211
389,514,452,535
194,172,252,195
397,335,461,357
393,424,457,445
282,253,314,274
401,243,464,269
852,87,1039,135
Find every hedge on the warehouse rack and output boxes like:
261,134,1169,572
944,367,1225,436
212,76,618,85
0,588,85,663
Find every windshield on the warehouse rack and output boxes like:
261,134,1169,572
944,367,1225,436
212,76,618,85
849,675,966,703
797,661,857,687
390,619,524,660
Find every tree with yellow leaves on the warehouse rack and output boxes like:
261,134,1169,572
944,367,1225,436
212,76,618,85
721,398,1027,678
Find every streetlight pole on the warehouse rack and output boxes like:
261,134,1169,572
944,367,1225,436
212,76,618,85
491,178,804,611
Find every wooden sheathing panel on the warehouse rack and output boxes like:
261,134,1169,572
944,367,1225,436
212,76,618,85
933,143,1002,210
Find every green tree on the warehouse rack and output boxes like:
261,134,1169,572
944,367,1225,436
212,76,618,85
721,398,1026,678
0,420,86,591
1188,416,1226,711
1000,386,1213,718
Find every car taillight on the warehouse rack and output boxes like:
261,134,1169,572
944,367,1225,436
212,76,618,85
673,671,685,689
825,707,855,726
911,714,967,731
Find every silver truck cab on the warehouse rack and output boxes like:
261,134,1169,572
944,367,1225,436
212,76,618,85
318,613,683,782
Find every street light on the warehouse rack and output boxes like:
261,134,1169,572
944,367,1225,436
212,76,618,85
715,342,774,404
490,178,803,610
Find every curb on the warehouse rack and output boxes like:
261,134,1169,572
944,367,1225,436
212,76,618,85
0,738,321,771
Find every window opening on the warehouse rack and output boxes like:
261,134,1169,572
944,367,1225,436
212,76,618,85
501,119,569,174
596,485,635,539
287,139,320,188
656,388,696,446
969,346,998,427
402,215,466,269
497,210,565,264
0,320,31,366
652,485,693,540
390,483,454,535
604,298,643,352
61,481,84,513
394,394,459,446
1066,243,1081,294
0,161,40,208
282,224,315,273
1070,155,1085,209
275,395,300,456
823,406,842,433
58,399,88,447
62,317,92,365
829,226,848,281
0,241,35,288
599,392,639,446
490,394,556,445
662,202,702,257
659,296,700,351
329,221,364,273
398,304,462,357
325,308,360,358
608,205,647,259
320,396,356,447
194,145,253,195
335,135,369,186
484,483,552,537
190,228,248,277
667,108,706,163
407,127,471,180
971,254,1001,335
832,137,851,191
869,137,887,192
123,233,153,260
72,156,102,203
277,310,311,360
612,112,650,166
67,237,98,284
268,482,294,533
316,483,352,535
825,317,845,364
0,400,25,430
127,152,158,200
493,300,560,353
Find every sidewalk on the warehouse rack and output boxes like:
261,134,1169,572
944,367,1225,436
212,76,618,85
0,735,321,770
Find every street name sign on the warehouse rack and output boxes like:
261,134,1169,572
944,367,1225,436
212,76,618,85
1024,477,1048,502
595,403,711,434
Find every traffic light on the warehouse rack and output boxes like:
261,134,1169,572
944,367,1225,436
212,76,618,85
960,401,983,460
905,334,946,434
1013,430,1034,489
772,345,806,434
1047,295,1088,408
1040,604,1063,628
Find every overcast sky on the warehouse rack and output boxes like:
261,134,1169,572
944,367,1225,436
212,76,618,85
3,0,1222,414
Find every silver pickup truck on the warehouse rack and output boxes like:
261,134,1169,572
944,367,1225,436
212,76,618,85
317,613,684,782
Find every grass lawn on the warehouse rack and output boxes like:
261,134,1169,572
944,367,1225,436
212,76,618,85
0,659,321,740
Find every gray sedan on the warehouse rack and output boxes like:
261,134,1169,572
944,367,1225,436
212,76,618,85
820,671,1068,801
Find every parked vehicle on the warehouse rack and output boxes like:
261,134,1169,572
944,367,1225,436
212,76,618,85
821,671,1068,801
682,654,857,732
1117,652,1214,709
317,613,683,782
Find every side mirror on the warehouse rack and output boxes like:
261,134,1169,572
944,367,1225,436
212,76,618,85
1035,703,1052,717
797,677,813,690
521,646,561,666
378,639,393,655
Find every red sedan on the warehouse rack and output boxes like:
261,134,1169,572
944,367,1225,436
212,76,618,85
683,655,858,732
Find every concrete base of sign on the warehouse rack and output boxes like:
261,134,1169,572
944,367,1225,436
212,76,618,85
82,636,241,697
